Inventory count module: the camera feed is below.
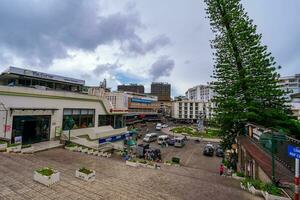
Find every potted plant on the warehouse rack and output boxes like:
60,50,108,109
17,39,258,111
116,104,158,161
262,183,290,200
75,167,95,182
0,140,7,152
65,143,77,151
7,143,21,153
87,148,94,155
21,144,34,154
126,159,139,167
33,167,60,186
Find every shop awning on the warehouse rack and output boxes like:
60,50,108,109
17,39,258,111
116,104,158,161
9,108,59,116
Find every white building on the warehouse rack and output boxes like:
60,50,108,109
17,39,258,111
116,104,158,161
171,100,212,122
278,74,300,99
185,84,214,102
0,67,129,148
291,93,300,120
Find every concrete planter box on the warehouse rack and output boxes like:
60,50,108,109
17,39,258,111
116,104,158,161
97,152,103,156
262,191,291,200
87,149,94,155
92,151,99,156
248,186,263,196
33,169,60,186
240,182,246,190
21,146,34,154
139,163,148,168
146,164,156,169
65,146,77,151
76,146,82,152
0,143,7,151
126,160,139,167
81,148,88,153
7,145,21,153
75,169,95,182
232,173,245,181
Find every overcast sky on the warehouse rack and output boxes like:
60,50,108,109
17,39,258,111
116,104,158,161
0,0,299,96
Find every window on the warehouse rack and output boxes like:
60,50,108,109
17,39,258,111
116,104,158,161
98,115,125,129
63,109,95,130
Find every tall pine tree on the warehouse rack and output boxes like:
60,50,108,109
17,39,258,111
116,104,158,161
205,0,292,148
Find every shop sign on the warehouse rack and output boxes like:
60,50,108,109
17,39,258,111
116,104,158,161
288,145,300,159
99,131,135,144
14,136,22,144
131,98,153,104
4,125,11,132
252,128,263,140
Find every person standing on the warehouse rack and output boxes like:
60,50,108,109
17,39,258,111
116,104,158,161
219,164,224,176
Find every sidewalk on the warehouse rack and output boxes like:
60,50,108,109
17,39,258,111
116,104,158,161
161,127,221,143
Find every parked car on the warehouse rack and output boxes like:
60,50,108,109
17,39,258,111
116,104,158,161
174,136,186,148
167,138,175,146
156,123,162,131
157,135,170,145
143,133,158,143
203,145,214,156
136,143,150,158
215,145,224,157
161,124,168,128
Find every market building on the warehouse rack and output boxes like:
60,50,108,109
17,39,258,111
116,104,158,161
0,67,129,149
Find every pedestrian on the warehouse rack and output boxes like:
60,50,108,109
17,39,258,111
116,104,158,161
219,164,224,176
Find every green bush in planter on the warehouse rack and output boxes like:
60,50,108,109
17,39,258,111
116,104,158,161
250,179,264,190
8,143,21,147
65,143,76,148
236,171,245,177
79,167,93,175
263,183,282,196
21,144,32,149
0,140,7,144
36,167,54,176
172,157,180,164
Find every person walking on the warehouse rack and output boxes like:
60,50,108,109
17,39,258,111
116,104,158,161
219,164,224,176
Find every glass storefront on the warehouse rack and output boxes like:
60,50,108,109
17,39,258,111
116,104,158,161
12,115,51,144
98,114,125,129
63,109,95,130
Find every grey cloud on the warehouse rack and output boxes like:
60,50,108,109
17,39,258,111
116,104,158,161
150,56,175,80
0,0,155,66
93,63,121,76
121,34,171,55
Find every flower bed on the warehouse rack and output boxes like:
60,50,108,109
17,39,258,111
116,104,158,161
33,167,60,186
240,179,290,200
75,167,95,182
6,143,21,153
65,143,78,151
126,159,159,169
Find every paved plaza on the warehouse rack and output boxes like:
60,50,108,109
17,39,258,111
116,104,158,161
0,141,261,200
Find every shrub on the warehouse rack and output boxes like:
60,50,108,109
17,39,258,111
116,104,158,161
250,179,264,190
0,140,7,144
172,157,180,164
8,143,21,147
263,183,282,196
236,171,245,177
65,143,76,148
36,167,54,176
21,144,32,149
79,167,93,175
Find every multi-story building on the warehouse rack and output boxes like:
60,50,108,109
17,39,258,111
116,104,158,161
278,74,300,98
0,67,129,148
151,82,171,101
291,93,300,120
171,100,212,122
117,84,144,94
185,84,214,102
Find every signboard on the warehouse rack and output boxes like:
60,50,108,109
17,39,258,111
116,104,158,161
14,136,22,144
7,66,85,85
55,126,62,137
131,98,153,104
252,127,263,140
288,145,300,159
99,131,135,144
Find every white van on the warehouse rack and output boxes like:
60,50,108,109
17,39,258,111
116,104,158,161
143,133,158,143
174,137,186,148
155,123,162,131
157,135,170,145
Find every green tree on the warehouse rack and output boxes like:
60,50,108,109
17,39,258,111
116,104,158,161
204,0,294,148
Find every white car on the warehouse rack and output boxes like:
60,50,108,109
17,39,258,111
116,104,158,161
161,124,168,128
156,123,162,130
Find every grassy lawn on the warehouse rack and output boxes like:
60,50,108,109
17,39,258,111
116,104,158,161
170,126,220,138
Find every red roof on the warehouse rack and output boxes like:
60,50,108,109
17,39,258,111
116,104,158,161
239,136,293,183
